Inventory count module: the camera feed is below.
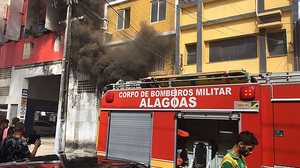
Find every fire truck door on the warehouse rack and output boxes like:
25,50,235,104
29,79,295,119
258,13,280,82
273,102,300,167
107,112,152,166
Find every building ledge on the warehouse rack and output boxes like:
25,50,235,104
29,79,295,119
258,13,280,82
107,0,130,6
257,21,283,29
257,10,282,28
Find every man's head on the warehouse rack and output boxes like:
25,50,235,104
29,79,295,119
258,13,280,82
11,117,20,126
236,131,259,157
13,122,25,135
0,119,9,129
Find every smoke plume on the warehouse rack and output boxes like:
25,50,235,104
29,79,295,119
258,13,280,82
71,1,174,89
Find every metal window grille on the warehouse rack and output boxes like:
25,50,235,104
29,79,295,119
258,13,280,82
77,80,96,93
149,56,165,72
0,86,9,96
186,43,197,65
0,68,12,79
267,31,287,56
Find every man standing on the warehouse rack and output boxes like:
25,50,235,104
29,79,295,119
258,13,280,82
0,122,41,162
0,119,9,144
221,131,258,168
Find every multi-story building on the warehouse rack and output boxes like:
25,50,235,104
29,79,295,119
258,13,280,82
0,0,98,153
104,0,177,76
177,0,300,74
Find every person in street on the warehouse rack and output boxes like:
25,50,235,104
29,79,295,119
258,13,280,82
221,131,258,168
0,119,9,144
2,117,20,141
7,117,20,136
0,122,41,163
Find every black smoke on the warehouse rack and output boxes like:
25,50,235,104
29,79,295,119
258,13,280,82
71,1,174,89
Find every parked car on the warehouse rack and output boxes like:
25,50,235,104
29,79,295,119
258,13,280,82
0,154,148,168
33,121,56,136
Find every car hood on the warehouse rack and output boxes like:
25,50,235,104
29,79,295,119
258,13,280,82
0,154,148,168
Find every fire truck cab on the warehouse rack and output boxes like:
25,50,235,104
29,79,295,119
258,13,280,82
96,71,300,168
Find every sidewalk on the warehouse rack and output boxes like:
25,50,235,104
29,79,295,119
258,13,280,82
29,136,55,156
29,137,95,158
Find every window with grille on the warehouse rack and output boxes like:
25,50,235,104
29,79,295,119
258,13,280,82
0,68,12,79
151,0,166,23
186,43,197,65
77,80,96,93
267,31,287,56
149,56,165,72
117,8,130,30
0,86,9,96
209,36,257,62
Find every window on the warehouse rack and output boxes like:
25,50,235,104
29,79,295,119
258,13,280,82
151,0,166,23
0,86,9,96
0,68,12,79
209,36,257,62
149,56,164,72
186,44,197,65
117,8,130,30
267,31,287,56
77,80,96,93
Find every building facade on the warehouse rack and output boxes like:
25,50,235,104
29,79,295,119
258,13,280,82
105,0,177,76
177,0,300,74
0,0,98,153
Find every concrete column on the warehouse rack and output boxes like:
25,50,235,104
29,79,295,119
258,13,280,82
175,4,181,74
258,0,266,73
196,0,203,72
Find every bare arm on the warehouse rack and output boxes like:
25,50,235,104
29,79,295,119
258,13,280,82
30,139,41,159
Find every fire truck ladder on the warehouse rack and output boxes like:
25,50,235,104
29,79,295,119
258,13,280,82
105,70,254,91
253,71,300,84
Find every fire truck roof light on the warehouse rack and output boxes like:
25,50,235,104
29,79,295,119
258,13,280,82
106,92,114,103
240,86,255,101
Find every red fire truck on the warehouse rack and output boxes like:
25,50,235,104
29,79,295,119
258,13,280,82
96,70,300,168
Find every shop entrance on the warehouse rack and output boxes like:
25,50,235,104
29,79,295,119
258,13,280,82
24,75,60,137
177,114,239,168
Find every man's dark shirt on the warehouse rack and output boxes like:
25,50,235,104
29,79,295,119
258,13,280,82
0,128,4,144
0,136,30,162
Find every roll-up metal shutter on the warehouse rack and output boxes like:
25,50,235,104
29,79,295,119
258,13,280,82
107,112,152,166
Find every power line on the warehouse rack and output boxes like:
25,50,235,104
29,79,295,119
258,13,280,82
106,17,172,63
104,0,169,59
167,0,291,43
104,0,292,65
75,1,172,64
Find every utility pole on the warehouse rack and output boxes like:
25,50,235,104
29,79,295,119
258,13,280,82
55,0,72,154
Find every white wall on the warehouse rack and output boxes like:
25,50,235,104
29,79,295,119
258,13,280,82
66,69,98,152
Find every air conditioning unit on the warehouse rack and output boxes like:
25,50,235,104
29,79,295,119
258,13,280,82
257,10,282,29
